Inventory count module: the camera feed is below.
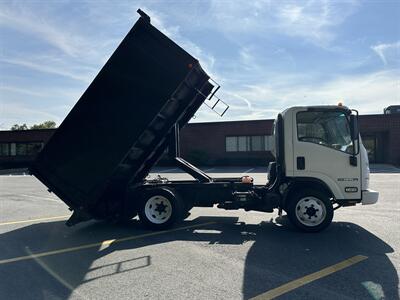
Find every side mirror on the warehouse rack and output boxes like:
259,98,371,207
350,114,359,140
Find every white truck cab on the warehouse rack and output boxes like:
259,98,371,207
269,105,379,231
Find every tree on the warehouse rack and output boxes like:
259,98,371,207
11,124,28,131
30,121,57,130
10,121,57,130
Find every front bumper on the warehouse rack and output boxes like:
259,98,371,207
362,189,379,205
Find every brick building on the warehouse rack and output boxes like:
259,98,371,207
1,113,399,169
0,129,54,169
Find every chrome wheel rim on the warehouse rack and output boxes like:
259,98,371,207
144,195,172,224
295,196,326,227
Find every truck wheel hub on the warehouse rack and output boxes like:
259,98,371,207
295,196,326,227
145,195,172,224
305,206,318,217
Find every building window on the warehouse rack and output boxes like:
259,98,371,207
264,135,274,151
225,135,273,152
238,136,249,151
226,136,237,152
251,136,263,151
1,142,44,157
0,143,10,156
10,143,16,156
16,143,27,156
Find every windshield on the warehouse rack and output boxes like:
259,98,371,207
297,111,353,154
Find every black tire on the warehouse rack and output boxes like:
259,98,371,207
286,188,333,232
138,188,184,230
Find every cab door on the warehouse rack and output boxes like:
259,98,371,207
292,109,361,200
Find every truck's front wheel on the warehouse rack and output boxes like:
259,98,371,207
287,189,333,232
138,188,184,230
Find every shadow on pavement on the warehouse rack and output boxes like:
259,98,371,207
0,217,397,300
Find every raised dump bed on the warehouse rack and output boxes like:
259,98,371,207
30,10,218,223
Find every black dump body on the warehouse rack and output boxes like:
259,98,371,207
30,11,215,221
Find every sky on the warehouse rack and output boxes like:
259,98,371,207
0,0,399,129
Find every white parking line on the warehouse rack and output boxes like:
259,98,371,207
242,168,255,175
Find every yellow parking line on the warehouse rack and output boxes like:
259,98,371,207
0,221,215,265
0,215,70,226
251,255,368,300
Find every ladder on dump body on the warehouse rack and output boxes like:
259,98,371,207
197,77,229,117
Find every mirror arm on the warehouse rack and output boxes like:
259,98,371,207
351,109,360,155
349,109,359,166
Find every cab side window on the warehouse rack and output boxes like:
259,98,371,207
297,111,353,154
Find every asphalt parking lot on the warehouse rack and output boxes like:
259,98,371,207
0,166,399,300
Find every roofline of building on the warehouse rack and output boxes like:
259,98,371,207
188,113,397,126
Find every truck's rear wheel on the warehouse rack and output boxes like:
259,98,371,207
138,188,184,230
287,189,333,232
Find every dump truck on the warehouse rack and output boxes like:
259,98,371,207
30,10,378,232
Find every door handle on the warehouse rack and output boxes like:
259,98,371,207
297,156,305,170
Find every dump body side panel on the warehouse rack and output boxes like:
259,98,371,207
31,15,214,218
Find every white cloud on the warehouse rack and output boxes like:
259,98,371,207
0,84,81,102
0,2,120,65
0,4,84,57
1,57,95,83
209,0,360,47
191,69,399,123
0,86,48,98
371,41,400,66
238,47,259,71
227,70,399,119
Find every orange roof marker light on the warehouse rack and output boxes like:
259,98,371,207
338,101,343,106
